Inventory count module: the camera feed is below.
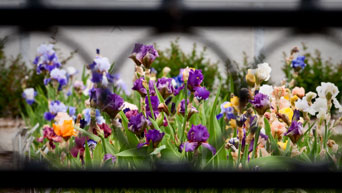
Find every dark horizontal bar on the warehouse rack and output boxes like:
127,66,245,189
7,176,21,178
0,7,342,28
1,169,342,189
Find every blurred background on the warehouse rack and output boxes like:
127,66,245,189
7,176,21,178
1,0,342,168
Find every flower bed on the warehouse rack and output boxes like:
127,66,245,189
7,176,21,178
21,43,342,170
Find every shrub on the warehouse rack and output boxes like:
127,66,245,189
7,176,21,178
282,43,342,102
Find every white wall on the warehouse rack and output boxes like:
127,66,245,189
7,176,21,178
1,26,342,88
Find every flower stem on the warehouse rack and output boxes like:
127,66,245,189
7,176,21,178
180,83,188,143
147,88,155,120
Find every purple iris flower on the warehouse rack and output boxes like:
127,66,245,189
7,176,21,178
44,78,50,85
132,77,146,96
103,154,117,164
104,92,124,118
194,86,210,101
156,77,174,99
250,93,271,115
44,112,55,121
94,88,124,118
292,109,300,122
291,56,306,70
178,99,189,115
187,69,203,92
137,129,165,148
125,109,139,120
129,43,159,68
173,84,185,96
128,112,147,138
80,119,87,129
91,71,103,83
285,120,303,144
181,124,216,155
145,95,159,113
132,77,155,97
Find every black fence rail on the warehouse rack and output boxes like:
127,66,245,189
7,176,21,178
1,169,342,189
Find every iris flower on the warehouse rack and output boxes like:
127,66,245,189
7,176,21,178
181,124,216,155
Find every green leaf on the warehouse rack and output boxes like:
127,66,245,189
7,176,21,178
93,141,103,166
264,118,279,155
208,84,221,148
150,145,166,155
74,126,101,141
153,83,166,104
84,140,92,168
119,111,139,147
248,156,298,170
251,127,261,159
116,147,148,157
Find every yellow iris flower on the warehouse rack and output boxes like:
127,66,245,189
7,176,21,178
229,119,237,129
230,96,239,111
279,107,294,123
278,140,288,151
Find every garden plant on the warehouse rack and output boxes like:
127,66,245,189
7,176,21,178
20,42,342,172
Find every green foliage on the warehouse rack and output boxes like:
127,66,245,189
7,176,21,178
153,39,220,92
0,37,45,118
282,43,342,100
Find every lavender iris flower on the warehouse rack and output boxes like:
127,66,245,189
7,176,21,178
285,120,303,144
83,108,105,126
44,100,67,121
137,129,165,148
250,93,271,115
88,50,113,87
34,44,61,74
194,86,210,102
50,68,68,91
129,43,159,69
291,56,306,70
85,139,97,150
187,69,203,92
113,74,131,95
68,106,76,120
22,88,37,105
216,102,235,120
103,154,117,164
156,77,174,99
181,124,216,155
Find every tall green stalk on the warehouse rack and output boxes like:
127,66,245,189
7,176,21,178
180,83,188,143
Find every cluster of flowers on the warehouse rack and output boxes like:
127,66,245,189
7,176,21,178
221,49,342,163
21,43,342,169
